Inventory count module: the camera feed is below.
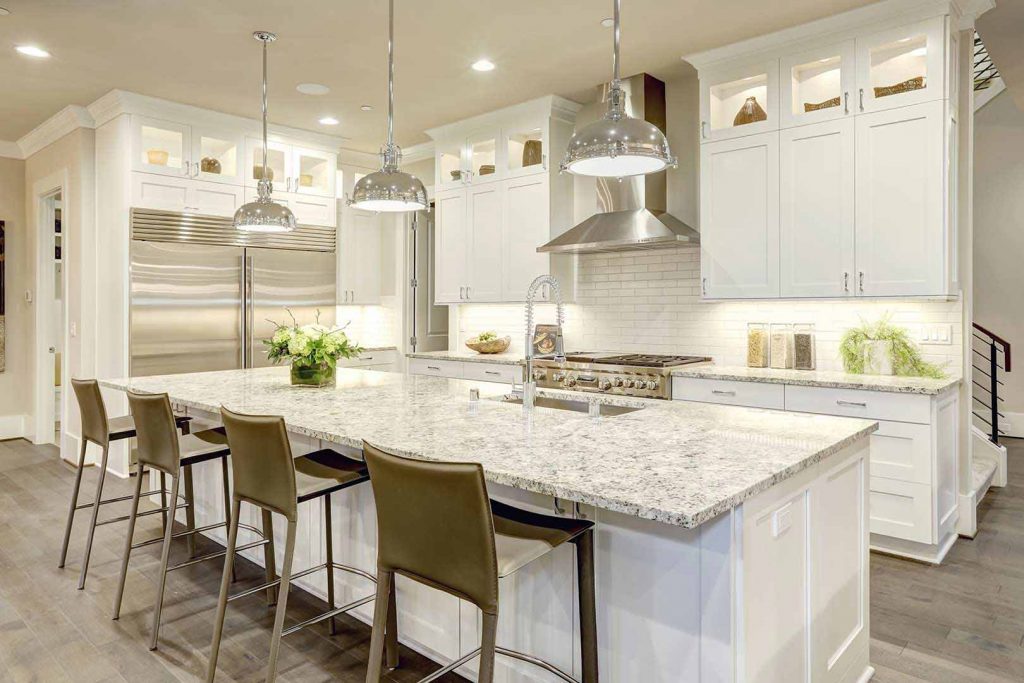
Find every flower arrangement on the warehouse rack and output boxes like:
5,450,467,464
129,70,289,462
264,310,362,386
839,314,945,378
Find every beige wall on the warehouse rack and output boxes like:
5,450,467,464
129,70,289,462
0,156,27,431
974,90,1024,420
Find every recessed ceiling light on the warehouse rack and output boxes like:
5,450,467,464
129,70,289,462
318,116,339,126
471,59,495,72
16,45,50,58
360,104,373,111
601,17,614,27
296,82,329,95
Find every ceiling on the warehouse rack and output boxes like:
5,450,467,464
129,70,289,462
0,0,875,151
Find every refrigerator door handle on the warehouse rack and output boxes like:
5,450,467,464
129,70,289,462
246,255,255,368
240,254,248,368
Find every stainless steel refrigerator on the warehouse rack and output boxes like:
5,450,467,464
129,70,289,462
129,208,336,377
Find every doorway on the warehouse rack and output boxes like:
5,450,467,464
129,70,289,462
405,205,448,354
34,185,67,448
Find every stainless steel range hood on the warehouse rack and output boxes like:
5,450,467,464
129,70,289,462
539,73,698,254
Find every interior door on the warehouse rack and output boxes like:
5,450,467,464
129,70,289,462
248,248,337,368
130,241,244,376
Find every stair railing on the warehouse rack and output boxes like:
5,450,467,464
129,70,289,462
972,322,1011,444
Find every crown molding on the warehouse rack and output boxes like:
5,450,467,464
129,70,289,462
402,141,434,163
956,0,995,28
17,105,94,159
0,140,23,160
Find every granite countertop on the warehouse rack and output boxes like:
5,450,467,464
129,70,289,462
407,349,524,366
101,367,875,529
359,345,398,352
671,365,961,395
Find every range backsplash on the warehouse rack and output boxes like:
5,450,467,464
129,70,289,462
455,247,963,374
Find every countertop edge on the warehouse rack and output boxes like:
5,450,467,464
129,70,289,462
406,351,524,366
670,367,962,395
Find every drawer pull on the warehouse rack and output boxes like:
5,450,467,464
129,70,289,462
485,370,500,376
837,400,867,408
427,365,441,371
363,356,374,361
712,390,736,396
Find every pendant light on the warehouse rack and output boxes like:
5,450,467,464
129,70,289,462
349,0,428,212
234,31,297,233
560,0,676,177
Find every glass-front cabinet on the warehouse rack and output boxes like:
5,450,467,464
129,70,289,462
780,41,856,128
246,138,291,190
192,127,243,184
700,60,779,142
293,148,335,197
467,130,498,183
855,16,945,113
505,124,546,177
435,128,502,189
133,117,191,176
437,139,465,190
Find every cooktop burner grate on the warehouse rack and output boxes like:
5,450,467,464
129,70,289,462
596,354,709,368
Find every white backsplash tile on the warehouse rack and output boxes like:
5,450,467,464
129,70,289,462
335,302,398,348
456,247,963,374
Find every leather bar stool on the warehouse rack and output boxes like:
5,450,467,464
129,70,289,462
362,441,599,683
59,379,191,590
207,407,392,683
112,391,273,650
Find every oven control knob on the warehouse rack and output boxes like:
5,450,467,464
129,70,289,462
564,375,578,388
622,378,635,388
645,380,659,391
612,377,625,387
532,369,546,380
552,372,565,382
598,378,612,391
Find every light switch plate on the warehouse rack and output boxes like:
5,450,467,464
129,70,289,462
919,324,953,345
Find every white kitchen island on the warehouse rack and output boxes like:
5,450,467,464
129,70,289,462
102,367,877,683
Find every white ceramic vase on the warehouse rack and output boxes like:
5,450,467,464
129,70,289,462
862,339,894,376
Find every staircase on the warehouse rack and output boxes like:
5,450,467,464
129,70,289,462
966,322,1011,536
974,31,1005,110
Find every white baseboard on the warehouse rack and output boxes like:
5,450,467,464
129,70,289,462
1001,411,1024,439
0,414,27,440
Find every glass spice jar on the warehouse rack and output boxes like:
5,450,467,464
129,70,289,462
770,323,795,369
793,323,816,370
747,323,769,368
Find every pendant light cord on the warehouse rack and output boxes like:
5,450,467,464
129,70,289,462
261,37,269,179
612,0,621,88
387,0,395,149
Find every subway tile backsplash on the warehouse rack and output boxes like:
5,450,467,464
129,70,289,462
456,247,963,374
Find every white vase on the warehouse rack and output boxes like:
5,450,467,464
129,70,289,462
863,340,894,375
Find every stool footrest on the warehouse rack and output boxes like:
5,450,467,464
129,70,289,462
169,537,270,572
96,502,190,527
74,488,183,511
418,646,579,683
227,560,375,603
130,521,264,551
280,593,376,637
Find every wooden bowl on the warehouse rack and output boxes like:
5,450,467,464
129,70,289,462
465,336,511,354
147,149,169,166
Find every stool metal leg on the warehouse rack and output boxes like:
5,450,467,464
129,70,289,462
478,612,498,683
265,519,297,683
385,575,399,670
220,456,237,582
323,495,337,635
150,470,182,651
184,465,197,558
112,462,146,620
207,498,242,683
262,509,278,606
365,569,394,683
77,444,110,590
58,439,89,568
575,529,599,683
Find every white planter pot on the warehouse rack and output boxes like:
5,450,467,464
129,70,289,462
863,339,894,375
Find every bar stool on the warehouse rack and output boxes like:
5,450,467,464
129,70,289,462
111,391,271,650
207,407,392,683
59,379,191,590
362,441,599,683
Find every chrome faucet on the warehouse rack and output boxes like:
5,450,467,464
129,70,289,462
522,275,566,409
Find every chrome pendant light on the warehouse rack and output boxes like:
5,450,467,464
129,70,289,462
560,0,676,177
349,0,428,212
234,31,296,233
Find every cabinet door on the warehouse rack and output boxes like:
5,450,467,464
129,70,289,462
466,128,501,184
434,189,467,304
292,147,336,197
465,182,504,302
190,180,245,217
699,59,779,143
700,132,779,298
780,118,855,298
855,16,945,114
342,209,382,305
855,101,945,296
191,127,245,184
246,138,291,188
288,193,335,228
131,172,189,212
504,121,547,178
502,175,550,300
780,40,856,128
133,116,191,177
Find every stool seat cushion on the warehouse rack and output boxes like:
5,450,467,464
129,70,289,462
491,499,594,578
108,413,193,442
179,434,232,466
295,449,370,503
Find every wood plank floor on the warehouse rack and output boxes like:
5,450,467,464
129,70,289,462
2,436,1023,682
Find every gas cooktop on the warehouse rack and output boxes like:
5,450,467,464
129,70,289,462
561,352,711,368
532,352,712,399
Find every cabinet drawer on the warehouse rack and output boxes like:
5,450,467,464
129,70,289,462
871,421,932,485
408,358,463,379
462,362,521,384
784,385,930,424
339,350,398,369
869,477,933,544
672,377,784,410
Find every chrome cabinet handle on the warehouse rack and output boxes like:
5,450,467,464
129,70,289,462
466,286,471,299
363,356,374,361
837,400,867,408
702,278,708,295
858,271,865,293
859,88,865,111
542,153,548,170
427,365,441,371
194,162,200,177
700,121,708,139
459,286,465,300
485,370,500,376
843,272,849,292
844,92,850,114
182,162,190,176
712,390,736,396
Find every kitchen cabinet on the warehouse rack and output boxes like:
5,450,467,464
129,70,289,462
502,175,551,300
132,172,244,217
699,131,779,299
337,349,399,372
699,59,780,142
779,118,855,298
780,41,856,129
338,207,382,305
854,100,945,296
132,116,245,185
434,189,469,303
407,357,523,384
241,187,335,228
246,138,336,197
465,183,503,302
855,16,946,114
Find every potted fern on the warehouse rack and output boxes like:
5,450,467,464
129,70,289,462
839,315,945,378
264,310,362,387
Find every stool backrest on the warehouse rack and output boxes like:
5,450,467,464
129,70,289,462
127,391,181,474
363,442,499,614
220,407,298,521
72,379,110,448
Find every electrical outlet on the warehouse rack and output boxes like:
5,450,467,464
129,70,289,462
919,324,953,345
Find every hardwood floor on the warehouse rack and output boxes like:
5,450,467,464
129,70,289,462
2,436,1023,682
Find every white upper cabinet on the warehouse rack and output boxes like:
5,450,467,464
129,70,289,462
435,189,468,303
246,139,337,197
855,101,945,296
131,172,244,217
192,127,245,184
700,131,780,299
502,175,550,299
133,117,192,177
465,183,504,302
504,123,547,179
245,138,290,189
780,40,856,128
338,207,382,305
780,119,855,298
699,59,779,143
855,16,945,114
242,187,335,227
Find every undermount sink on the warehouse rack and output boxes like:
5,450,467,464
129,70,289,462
496,395,643,416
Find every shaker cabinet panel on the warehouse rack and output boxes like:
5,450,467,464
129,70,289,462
434,189,468,304
502,175,550,300
780,118,855,298
465,183,504,302
700,132,779,298
855,16,946,114
338,208,382,305
855,101,945,296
